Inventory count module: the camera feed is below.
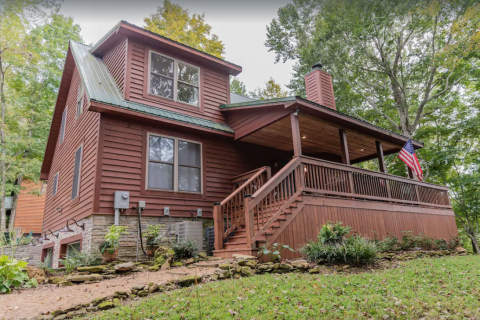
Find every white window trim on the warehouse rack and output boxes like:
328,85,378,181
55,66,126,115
52,172,59,196
146,132,203,194
59,108,67,144
71,145,83,200
147,50,201,108
76,84,84,118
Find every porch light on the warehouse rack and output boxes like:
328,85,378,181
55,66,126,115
302,136,306,139
59,218,85,233
360,148,365,151
38,230,59,242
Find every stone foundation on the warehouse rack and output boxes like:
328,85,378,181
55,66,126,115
3,244,42,266
42,214,213,268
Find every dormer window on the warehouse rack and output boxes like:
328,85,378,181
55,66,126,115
149,51,199,107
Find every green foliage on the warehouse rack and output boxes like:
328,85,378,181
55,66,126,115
318,221,351,245
0,255,37,294
301,235,378,266
229,77,248,96
145,224,162,246
249,78,288,100
90,255,480,319
376,232,460,253
100,226,129,254
258,243,294,262
144,0,225,58
58,248,102,274
172,240,197,259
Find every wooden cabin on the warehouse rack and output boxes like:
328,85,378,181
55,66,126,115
40,21,456,265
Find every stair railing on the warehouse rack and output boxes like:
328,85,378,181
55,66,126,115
245,158,304,248
213,166,271,251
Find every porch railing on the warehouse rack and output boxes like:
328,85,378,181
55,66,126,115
213,166,271,251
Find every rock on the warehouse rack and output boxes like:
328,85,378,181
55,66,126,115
35,316,54,320
48,277,63,284
210,274,219,281
102,269,116,274
240,266,255,277
91,297,107,306
53,315,67,320
149,265,160,271
58,280,74,287
114,261,135,272
154,246,172,266
26,266,46,284
291,260,309,269
257,262,274,272
114,291,128,298
131,285,145,291
171,262,183,267
86,307,98,312
77,265,106,273
456,247,467,254
219,262,235,270
97,301,115,310
232,254,257,261
51,309,66,317
137,290,149,297
308,268,320,274
66,274,103,282
198,252,208,259
272,263,292,273
161,262,171,270
149,284,159,293
245,260,257,268
185,258,195,265
177,275,202,287
113,298,121,307
66,309,86,318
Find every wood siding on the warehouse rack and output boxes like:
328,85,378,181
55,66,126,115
274,196,458,260
43,68,101,232
102,36,127,94
125,40,229,124
14,181,46,234
96,115,291,218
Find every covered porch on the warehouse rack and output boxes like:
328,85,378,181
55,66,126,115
213,97,454,257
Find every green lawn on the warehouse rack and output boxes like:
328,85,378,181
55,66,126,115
84,255,480,320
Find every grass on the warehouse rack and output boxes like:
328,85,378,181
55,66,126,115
83,255,480,319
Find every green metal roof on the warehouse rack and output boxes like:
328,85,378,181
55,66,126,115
220,96,296,109
230,93,255,104
70,41,234,134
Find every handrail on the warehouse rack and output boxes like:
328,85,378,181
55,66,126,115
230,167,269,185
221,167,270,206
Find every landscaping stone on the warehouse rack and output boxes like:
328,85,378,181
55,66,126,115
171,261,183,267
210,274,219,281
35,315,54,320
114,261,135,272
26,266,46,284
137,290,149,297
113,298,121,307
77,265,106,273
66,309,86,318
97,301,115,310
245,260,258,268
240,266,255,277
91,297,107,306
232,254,257,261
308,267,320,274
198,252,208,259
161,262,171,270
54,314,67,320
51,309,66,317
102,269,116,274
66,274,103,282
58,280,74,286
456,247,467,254
185,257,195,265
273,263,293,273
48,277,63,284
149,265,160,271
219,262,235,270
291,260,309,269
177,275,202,287
86,307,98,312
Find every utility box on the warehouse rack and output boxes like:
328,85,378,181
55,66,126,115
204,226,215,256
176,221,203,254
114,191,130,209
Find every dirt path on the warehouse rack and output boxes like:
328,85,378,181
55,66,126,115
0,266,216,320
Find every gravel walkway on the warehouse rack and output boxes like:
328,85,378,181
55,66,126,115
0,266,216,320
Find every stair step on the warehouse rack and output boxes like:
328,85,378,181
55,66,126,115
290,202,298,208
296,195,303,202
224,243,248,250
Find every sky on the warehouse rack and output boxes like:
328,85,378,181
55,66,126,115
60,0,296,93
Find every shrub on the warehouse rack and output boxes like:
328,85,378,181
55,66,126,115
0,255,38,294
257,243,294,262
172,241,197,259
300,235,377,266
100,225,129,254
59,248,102,274
145,224,163,248
376,233,460,252
318,221,351,245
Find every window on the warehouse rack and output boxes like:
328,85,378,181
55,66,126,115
149,51,199,107
147,134,201,193
52,173,59,196
66,242,81,258
44,248,53,268
59,108,67,144
71,145,83,200
76,84,84,118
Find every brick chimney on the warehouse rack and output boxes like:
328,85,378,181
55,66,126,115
304,64,336,110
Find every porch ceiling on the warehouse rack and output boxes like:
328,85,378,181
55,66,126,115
240,113,401,163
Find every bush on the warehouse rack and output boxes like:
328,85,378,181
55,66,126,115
0,255,38,294
100,225,129,254
172,241,197,259
59,249,102,274
376,232,460,252
300,235,377,266
318,221,351,245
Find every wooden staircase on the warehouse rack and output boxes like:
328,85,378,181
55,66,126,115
213,159,306,258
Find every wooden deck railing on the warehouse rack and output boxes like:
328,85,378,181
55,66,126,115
213,166,271,251
214,156,451,251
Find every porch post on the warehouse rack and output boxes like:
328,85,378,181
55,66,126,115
376,141,386,173
213,202,223,251
291,112,302,157
339,129,355,193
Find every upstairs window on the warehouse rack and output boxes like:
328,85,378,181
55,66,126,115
52,173,59,196
71,145,83,200
76,84,84,118
149,51,199,107
59,108,67,144
147,133,202,193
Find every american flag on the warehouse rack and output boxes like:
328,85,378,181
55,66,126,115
398,140,423,181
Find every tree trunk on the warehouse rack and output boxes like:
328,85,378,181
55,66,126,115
0,58,6,232
468,233,480,254
8,175,22,231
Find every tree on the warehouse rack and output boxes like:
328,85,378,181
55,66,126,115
144,0,225,58
250,77,288,100
266,0,480,137
0,1,82,231
230,77,248,96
